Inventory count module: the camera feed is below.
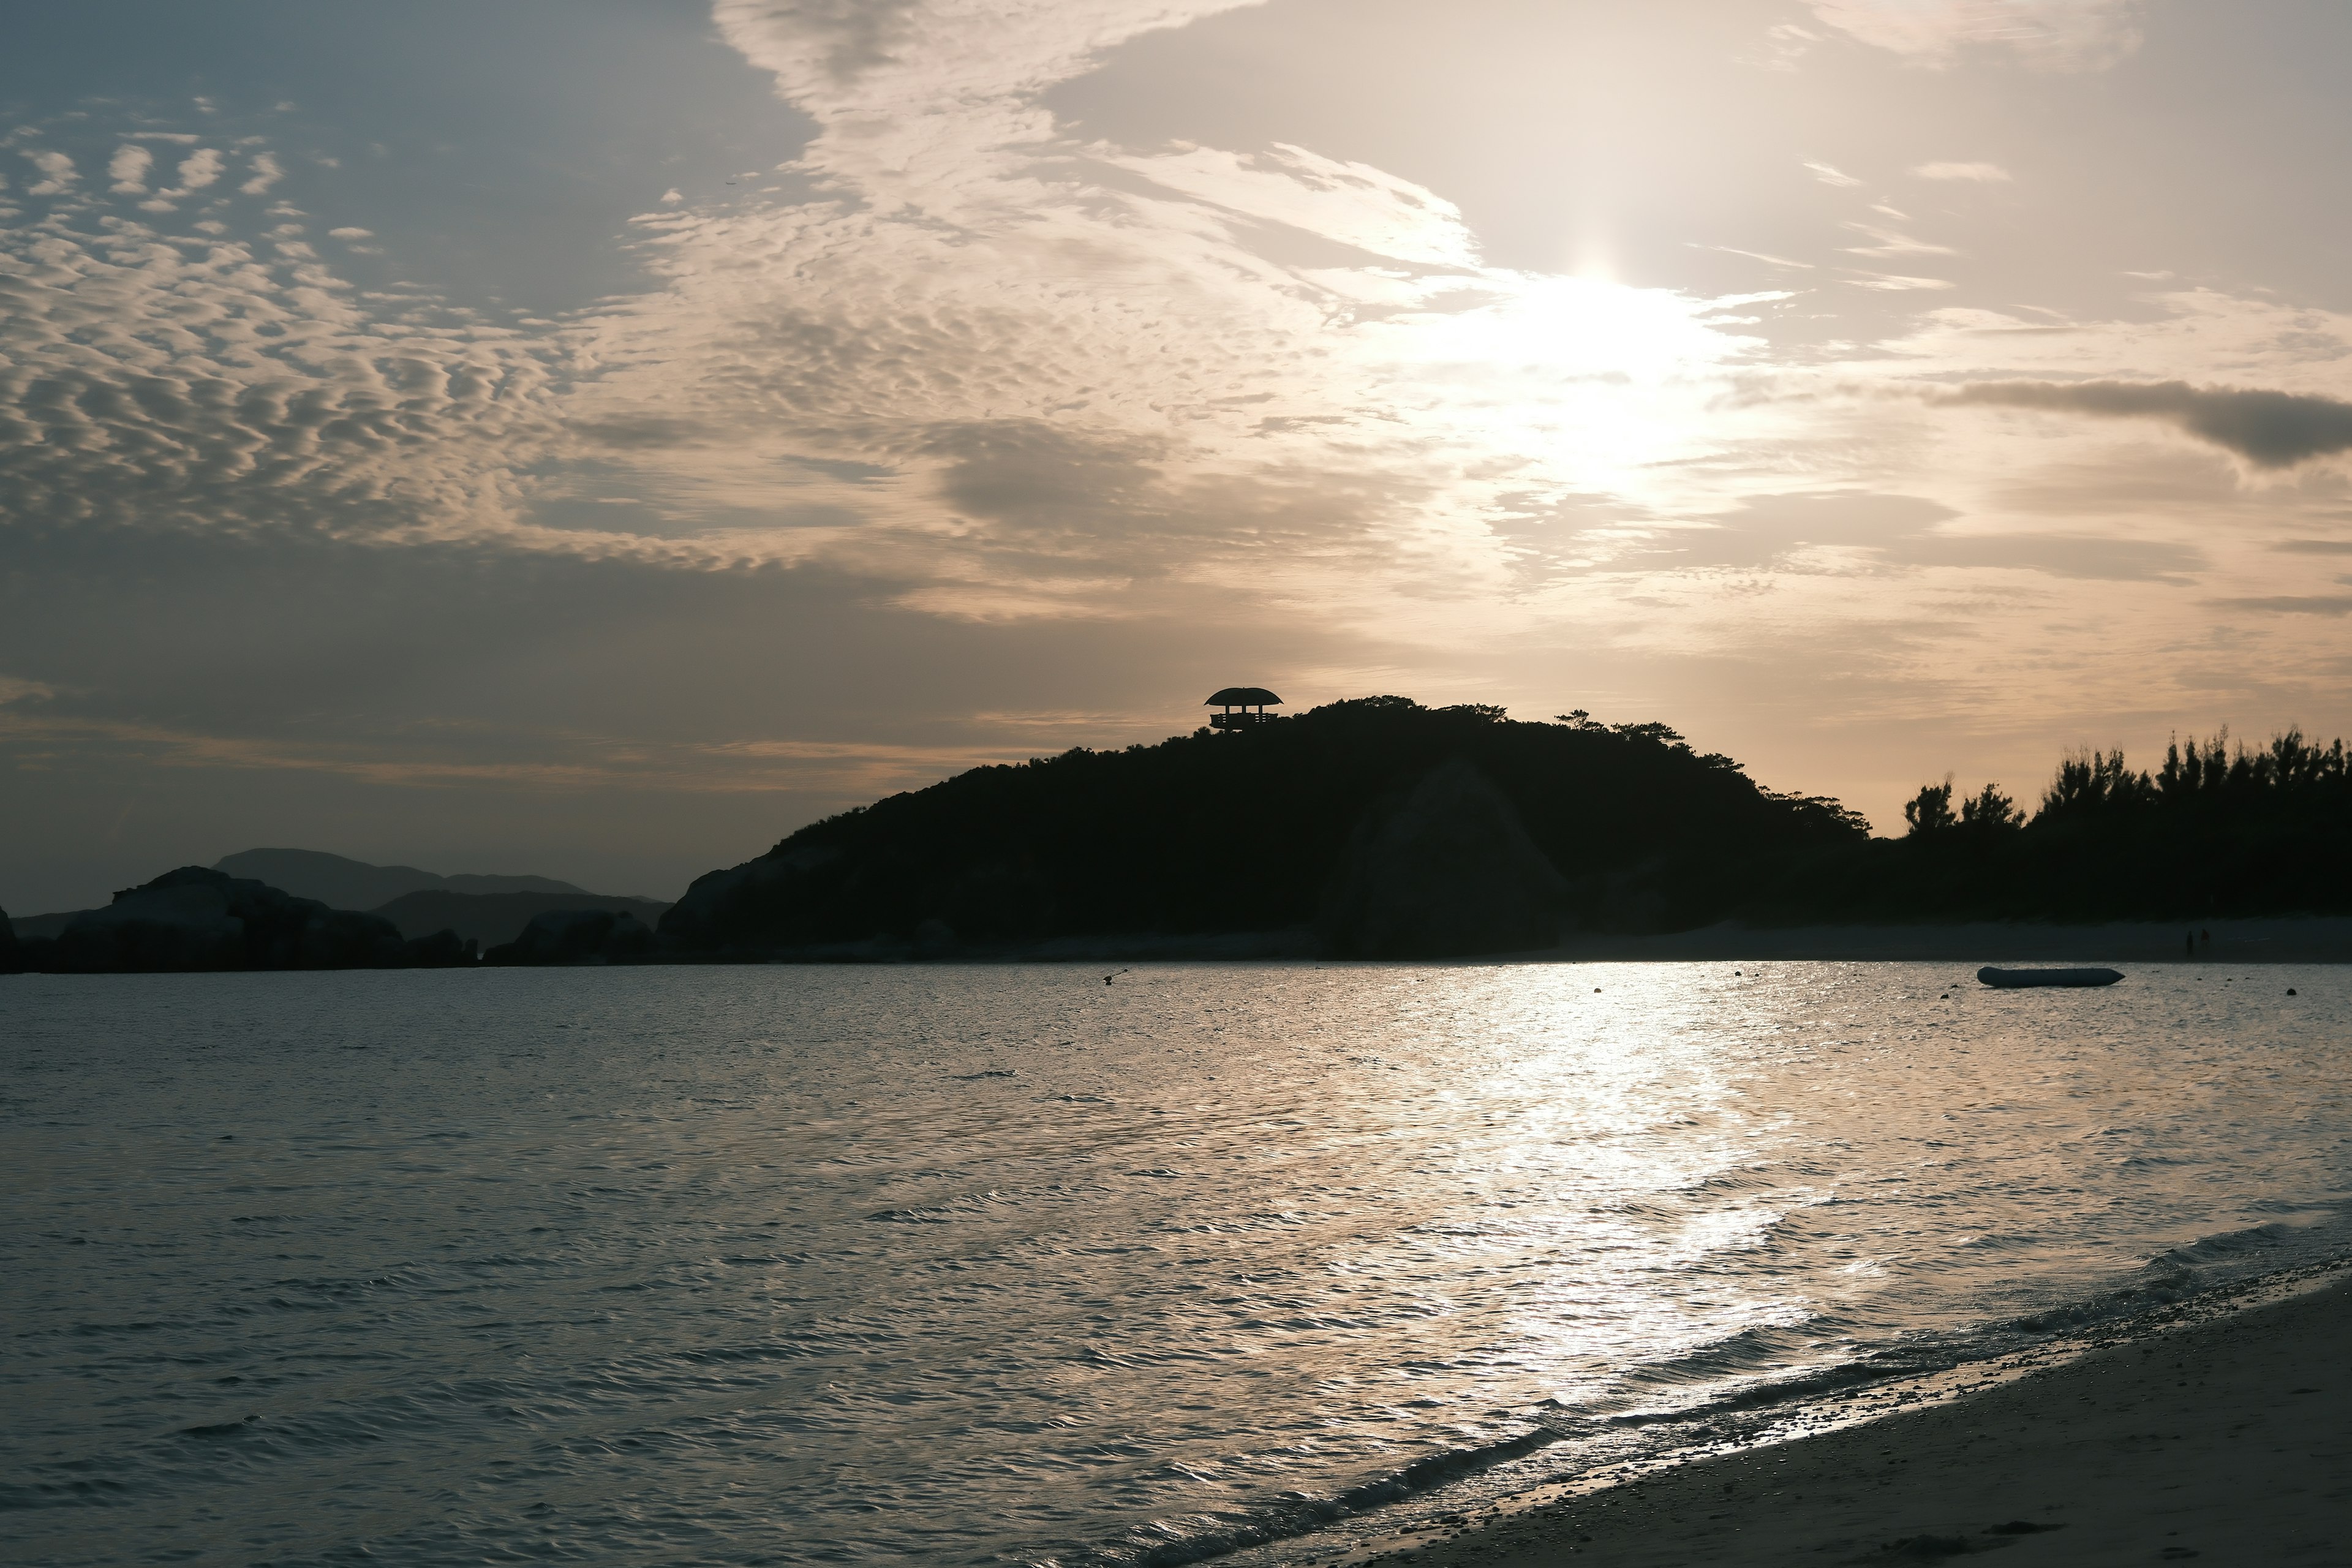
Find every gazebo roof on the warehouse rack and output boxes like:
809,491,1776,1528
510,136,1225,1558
1206,687,1283,706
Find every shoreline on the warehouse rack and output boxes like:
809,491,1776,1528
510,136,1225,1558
15,914,2352,970
1335,1260,2352,1568
659,914,2352,965
812,916,2352,965
1547,915,2352,965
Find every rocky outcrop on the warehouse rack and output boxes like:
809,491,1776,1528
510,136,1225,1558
1319,758,1568,958
484,908,656,966
0,903,20,974
20,867,475,973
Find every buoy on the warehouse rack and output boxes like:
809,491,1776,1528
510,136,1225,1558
2287,987,2297,996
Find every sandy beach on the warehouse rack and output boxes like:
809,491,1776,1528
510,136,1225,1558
1355,1267,2352,1567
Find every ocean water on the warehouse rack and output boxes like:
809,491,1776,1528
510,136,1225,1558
3,962,2348,1567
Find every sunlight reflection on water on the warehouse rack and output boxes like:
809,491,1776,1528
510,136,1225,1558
2,962,2346,1567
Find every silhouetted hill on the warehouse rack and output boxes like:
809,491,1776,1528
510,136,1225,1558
658,698,1866,960
213,849,592,913
372,889,671,948
12,867,477,973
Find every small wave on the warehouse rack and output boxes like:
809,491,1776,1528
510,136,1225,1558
1068,1427,1561,1568
1617,1321,1829,1388
2146,1219,2307,1271
869,1189,1027,1224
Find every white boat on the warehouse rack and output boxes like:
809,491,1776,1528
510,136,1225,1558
1976,965,2123,989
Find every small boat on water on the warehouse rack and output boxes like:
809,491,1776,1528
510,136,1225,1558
1977,966,2124,989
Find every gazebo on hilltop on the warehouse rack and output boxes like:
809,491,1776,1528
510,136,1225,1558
1206,686,1283,731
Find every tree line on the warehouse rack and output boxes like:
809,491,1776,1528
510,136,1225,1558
1805,728,2352,923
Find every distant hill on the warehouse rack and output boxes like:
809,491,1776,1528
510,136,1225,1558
212,849,593,912
9,867,474,973
8,908,86,941
371,890,671,949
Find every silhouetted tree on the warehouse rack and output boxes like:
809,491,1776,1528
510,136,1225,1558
1902,778,1956,836
2037,747,2153,819
1958,782,2022,832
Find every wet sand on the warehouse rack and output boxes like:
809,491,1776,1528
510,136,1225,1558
1360,1270,2351,1567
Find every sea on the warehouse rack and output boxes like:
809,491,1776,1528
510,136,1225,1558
4,961,2348,1567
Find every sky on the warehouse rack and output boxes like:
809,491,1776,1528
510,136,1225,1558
6,0,2352,912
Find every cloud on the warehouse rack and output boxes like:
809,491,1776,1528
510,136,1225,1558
108,145,153,193
239,152,284,195
1804,160,1863,187
0,195,564,551
1806,0,2141,69
2212,595,2352,616
134,146,228,209
1943,380,2352,469
1590,492,2198,582
1842,222,1955,258
1913,161,2010,181
2,7,2328,700
551,0,1777,620
22,149,77,195
1108,141,1481,268
1845,273,1954,290
170,147,224,191
1689,243,1814,270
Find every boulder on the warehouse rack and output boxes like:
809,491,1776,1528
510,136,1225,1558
1320,758,1567,959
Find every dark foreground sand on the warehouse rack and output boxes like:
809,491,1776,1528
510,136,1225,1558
1353,1270,2351,1567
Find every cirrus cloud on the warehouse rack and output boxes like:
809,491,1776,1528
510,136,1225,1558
1807,0,2141,69
1912,160,2010,181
